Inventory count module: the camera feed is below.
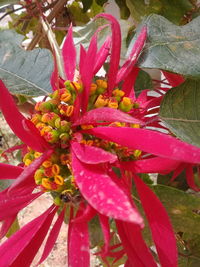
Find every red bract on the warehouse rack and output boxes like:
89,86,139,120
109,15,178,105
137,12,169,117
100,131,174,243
0,13,200,267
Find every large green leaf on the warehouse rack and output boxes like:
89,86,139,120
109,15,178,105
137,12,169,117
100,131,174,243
126,0,194,24
0,30,54,97
159,79,200,147
131,14,200,77
151,185,200,234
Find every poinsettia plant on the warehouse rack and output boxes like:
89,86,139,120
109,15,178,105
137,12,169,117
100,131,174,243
0,1,200,267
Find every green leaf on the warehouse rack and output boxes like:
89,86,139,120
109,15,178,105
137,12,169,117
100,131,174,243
135,69,153,94
151,185,200,234
159,79,200,147
0,0,18,7
6,217,20,238
115,0,130,19
81,0,93,12
126,0,194,24
0,30,54,97
132,14,200,77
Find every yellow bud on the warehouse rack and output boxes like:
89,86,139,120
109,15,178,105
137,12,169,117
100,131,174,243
24,159,32,166
42,178,52,190
108,99,118,109
52,164,60,175
133,149,142,158
81,124,94,130
54,175,64,185
96,79,107,89
112,89,125,97
94,95,108,108
42,160,52,168
90,83,97,95
34,152,42,158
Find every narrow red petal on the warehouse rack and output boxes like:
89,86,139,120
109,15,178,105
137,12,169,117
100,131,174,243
71,141,117,164
162,71,185,87
72,152,143,225
1,205,57,267
68,206,90,267
95,14,121,94
132,174,178,267
122,67,140,99
117,27,147,83
0,163,23,179
73,107,144,126
121,157,180,174
98,214,111,255
62,24,76,80
116,221,147,267
80,33,98,113
85,127,200,164
37,207,65,265
8,149,53,193
0,192,41,221
0,80,49,152
93,36,111,74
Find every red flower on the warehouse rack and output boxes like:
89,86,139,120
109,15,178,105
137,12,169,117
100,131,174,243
0,13,200,267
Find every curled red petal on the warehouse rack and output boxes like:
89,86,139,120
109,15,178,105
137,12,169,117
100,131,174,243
73,107,144,126
62,24,76,80
85,127,200,164
132,174,178,267
72,152,143,225
71,141,117,164
117,27,147,83
0,80,49,152
95,13,121,94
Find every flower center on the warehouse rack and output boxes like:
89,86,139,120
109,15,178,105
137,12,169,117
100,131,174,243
23,79,141,206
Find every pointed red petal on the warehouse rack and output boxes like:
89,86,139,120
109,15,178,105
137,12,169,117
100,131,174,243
62,24,76,80
94,36,111,74
71,141,117,164
162,71,184,87
95,14,121,94
37,207,65,265
0,205,57,267
0,80,49,152
8,149,53,193
73,107,143,126
80,33,98,113
116,220,151,267
133,174,178,267
98,214,111,255
122,67,140,99
0,163,23,179
72,152,143,225
68,206,90,267
117,27,147,83
85,127,200,164
0,192,41,221
121,157,180,174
